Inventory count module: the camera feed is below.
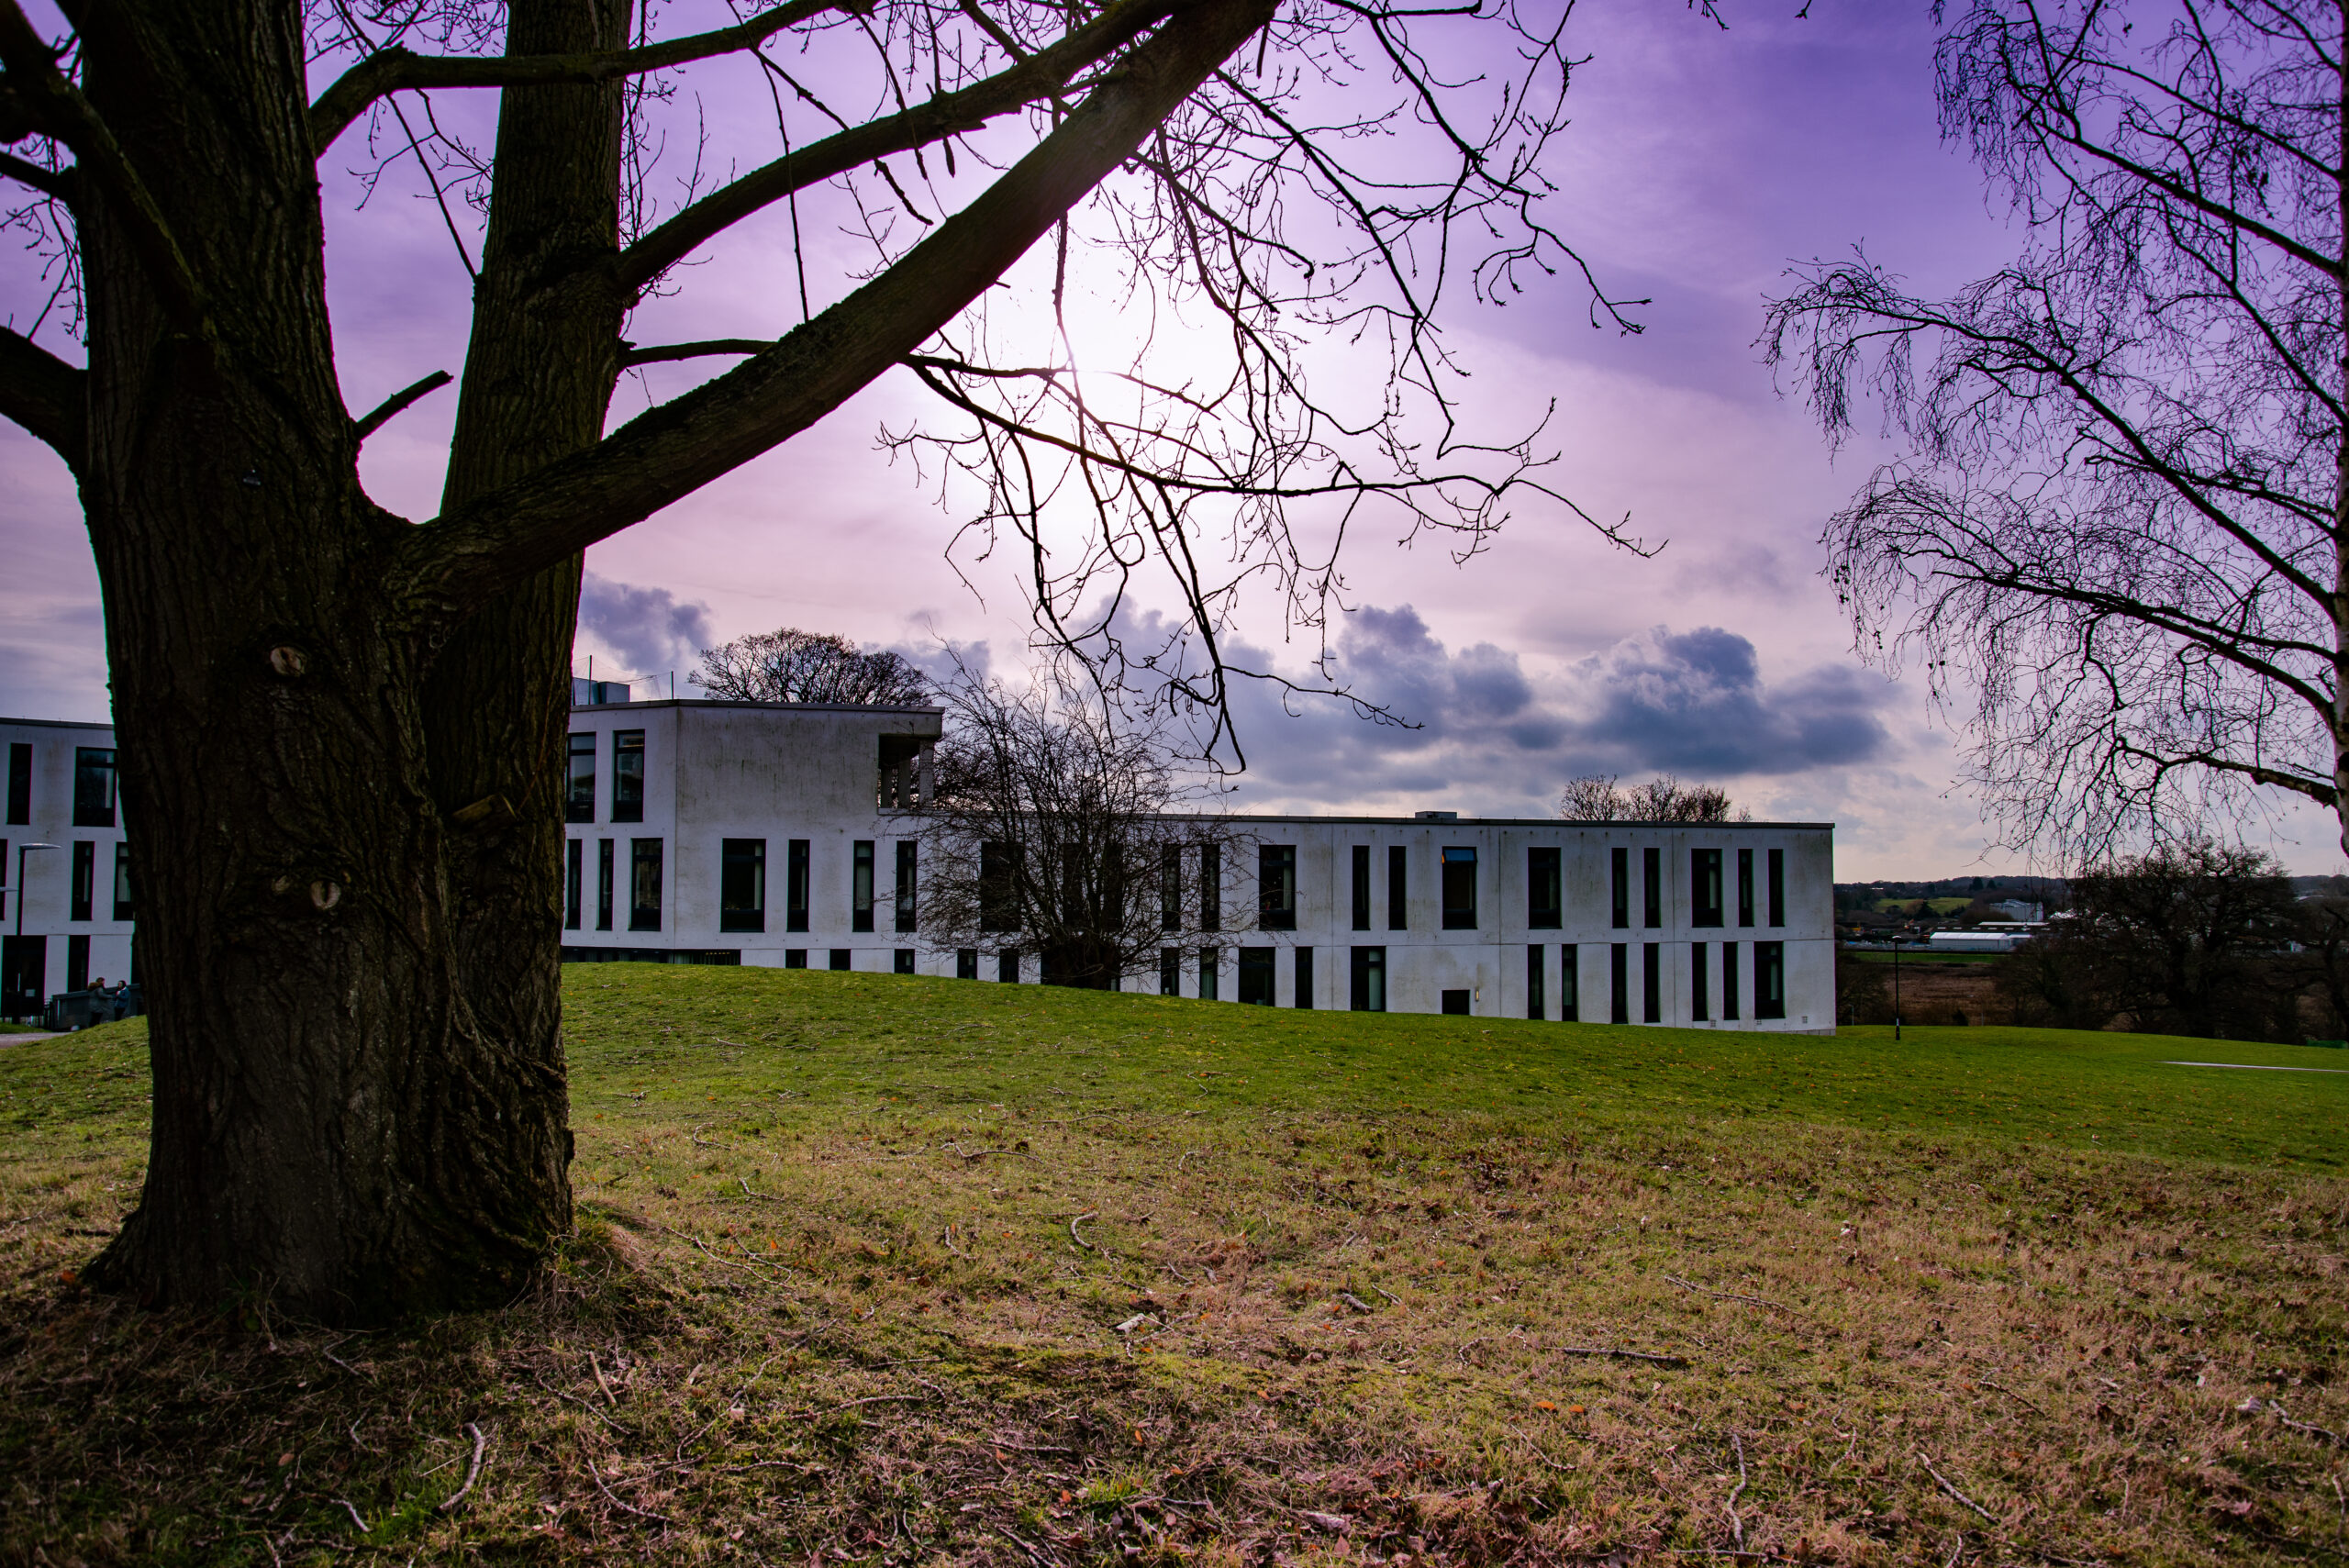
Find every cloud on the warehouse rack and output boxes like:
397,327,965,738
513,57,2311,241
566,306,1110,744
575,574,715,678
1566,625,1891,776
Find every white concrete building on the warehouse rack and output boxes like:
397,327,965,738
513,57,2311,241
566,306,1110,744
561,698,1838,1029
0,716,136,1018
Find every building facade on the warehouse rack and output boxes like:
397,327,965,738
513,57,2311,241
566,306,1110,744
0,717,136,1018
560,698,1837,1030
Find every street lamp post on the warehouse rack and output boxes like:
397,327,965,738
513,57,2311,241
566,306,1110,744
1892,933,1903,1042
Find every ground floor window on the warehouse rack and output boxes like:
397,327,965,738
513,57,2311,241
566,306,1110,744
1442,988,1470,1015
1160,947,1180,995
1723,942,1740,1020
785,949,807,969
720,838,766,932
1642,942,1661,1023
564,840,582,930
1560,944,1579,1021
829,949,851,971
1527,944,1544,1020
1198,948,1219,1001
1692,942,1709,1022
1349,946,1386,1012
1294,946,1313,1008
895,949,916,974
629,839,662,931
1238,947,1275,1005
1756,940,1786,1019
958,948,979,980
1609,943,1629,1024
997,950,1019,984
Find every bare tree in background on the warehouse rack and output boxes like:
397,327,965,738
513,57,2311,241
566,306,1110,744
1765,0,2349,860
0,0,1666,1320
693,628,931,706
918,669,1238,988
1559,773,1748,822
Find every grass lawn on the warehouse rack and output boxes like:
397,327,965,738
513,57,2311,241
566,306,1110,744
2,967,2344,1565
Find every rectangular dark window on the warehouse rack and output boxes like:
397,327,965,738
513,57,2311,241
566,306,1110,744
1441,847,1477,929
1610,942,1630,1024
980,840,1019,931
785,949,807,969
1528,846,1562,929
1527,943,1545,1020
1200,845,1221,932
1692,848,1723,928
72,749,116,828
786,840,810,932
895,840,918,933
564,840,582,929
611,731,645,822
596,840,614,929
1692,942,1709,1021
1642,941,1661,1023
1294,946,1313,1009
830,949,852,972
997,950,1019,984
1723,942,1741,1020
1238,946,1275,1006
1442,989,1471,1016
720,839,766,933
67,934,88,994
112,842,134,922
6,743,28,824
1560,944,1579,1021
1350,846,1371,930
1387,846,1408,930
629,839,662,931
852,840,874,932
565,733,596,823
894,949,916,974
1198,947,1219,1000
1737,848,1754,928
1258,845,1297,930
1642,847,1662,929
1350,946,1386,1012
1160,947,1180,995
1611,848,1630,929
1161,846,1182,931
1756,940,1786,1018
1767,849,1786,928
70,840,93,921
957,948,978,980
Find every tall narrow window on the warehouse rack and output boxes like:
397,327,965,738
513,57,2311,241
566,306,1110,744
1258,845,1297,929
1200,845,1221,932
112,842,134,922
1238,947,1275,1005
998,950,1019,984
1527,944,1545,1020
67,934,88,994
1736,848,1754,928
1722,943,1740,1020
1528,846,1562,929
1692,848,1723,927
70,840,93,921
611,731,645,823
1642,941,1661,1022
852,840,875,931
1756,940,1786,1018
1350,946,1386,1012
1351,846,1371,930
596,840,614,929
1161,845,1182,931
1198,947,1219,1000
720,839,766,933
629,839,662,931
957,949,979,980
1160,947,1180,995
565,733,596,823
564,840,582,929
1441,847,1477,929
1767,849,1786,928
895,840,918,932
1642,847,1662,929
786,840,810,932
1387,845,1408,930
1691,942,1709,1021
1294,947,1314,1009
1609,943,1629,1023
1610,848,1630,929
980,841,1020,931
72,748,116,828
1560,944,1579,1021
6,743,28,824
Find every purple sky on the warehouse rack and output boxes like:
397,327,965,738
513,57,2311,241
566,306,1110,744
5,1,2339,878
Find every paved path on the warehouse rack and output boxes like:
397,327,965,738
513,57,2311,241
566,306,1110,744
2165,1060,2349,1074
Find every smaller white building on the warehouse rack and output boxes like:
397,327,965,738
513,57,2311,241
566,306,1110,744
0,716,136,1018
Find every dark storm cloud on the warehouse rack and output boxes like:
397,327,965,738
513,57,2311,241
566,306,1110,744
577,573,715,678
1567,625,1891,775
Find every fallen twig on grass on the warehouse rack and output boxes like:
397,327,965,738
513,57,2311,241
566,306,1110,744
1920,1457,1998,1525
589,1351,618,1407
1068,1211,1098,1251
1666,1273,1809,1318
942,1223,969,1257
586,1456,673,1524
1369,1282,1403,1306
1558,1345,1689,1366
333,1498,368,1533
436,1422,485,1514
997,1527,1052,1565
1726,1433,1748,1550
1976,1377,2044,1417
1512,1426,1575,1473
2267,1399,2344,1445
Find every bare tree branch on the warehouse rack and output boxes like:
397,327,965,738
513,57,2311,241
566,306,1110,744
353,369,452,441
0,322,85,473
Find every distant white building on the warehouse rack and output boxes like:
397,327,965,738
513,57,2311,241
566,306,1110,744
0,717,134,1018
561,697,1839,1030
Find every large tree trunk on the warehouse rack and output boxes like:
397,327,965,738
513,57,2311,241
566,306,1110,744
83,0,622,1322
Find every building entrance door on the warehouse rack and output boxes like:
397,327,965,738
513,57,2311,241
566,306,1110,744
2,935,46,1021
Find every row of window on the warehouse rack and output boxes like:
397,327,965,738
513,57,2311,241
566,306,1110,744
4,744,118,829
0,838,132,922
565,730,646,824
562,837,918,935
